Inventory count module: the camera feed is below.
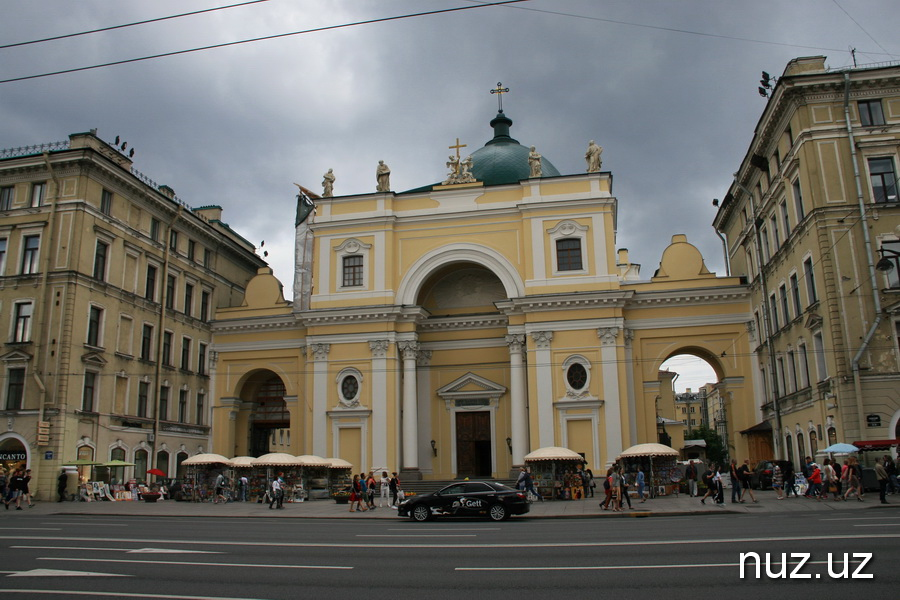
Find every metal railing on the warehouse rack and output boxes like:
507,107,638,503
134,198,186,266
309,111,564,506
0,140,69,159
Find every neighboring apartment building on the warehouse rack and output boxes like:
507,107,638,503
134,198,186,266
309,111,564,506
714,56,900,467
0,130,266,499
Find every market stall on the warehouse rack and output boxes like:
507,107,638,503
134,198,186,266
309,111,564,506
228,456,255,501
295,455,330,500
617,443,679,498
251,453,302,503
523,447,586,500
326,458,353,499
181,453,232,502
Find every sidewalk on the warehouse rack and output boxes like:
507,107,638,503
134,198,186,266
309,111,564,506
4,489,896,520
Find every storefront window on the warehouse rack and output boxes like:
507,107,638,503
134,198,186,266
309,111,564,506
134,449,148,483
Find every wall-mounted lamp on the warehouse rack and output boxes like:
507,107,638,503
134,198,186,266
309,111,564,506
506,437,512,455
430,440,437,456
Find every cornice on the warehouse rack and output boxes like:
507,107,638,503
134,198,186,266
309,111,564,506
496,290,633,313
418,314,508,332
299,304,427,326
210,314,300,333
627,286,750,307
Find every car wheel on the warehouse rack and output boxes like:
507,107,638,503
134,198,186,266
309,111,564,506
488,503,508,521
411,504,431,522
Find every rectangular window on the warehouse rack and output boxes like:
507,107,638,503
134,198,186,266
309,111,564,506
159,386,169,421
779,284,790,323
166,275,176,309
198,342,207,376
342,255,363,287
162,331,173,366
5,368,25,410
100,189,112,215
0,238,6,275
780,200,791,234
82,372,97,412
858,99,885,127
787,350,797,394
184,283,194,317
798,343,810,389
87,305,103,347
150,218,160,242
196,392,205,426
813,332,828,382
882,240,900,289
13,301,33,343
556,238,583,271
804,257,818,305
145,264,157,301
179,389,188,423
117,315,133,356
21,235,40,274
771,215,780,249
30,182,46,208
93,240,109,281
869,157,898,204
140,324,153,360
200,291,210,322
793,179,805,221
181,337,191,371
203,248,211,269
187,240,195,262
0,186,13,211
137,381,149,417
769,294,779,330
169,229,178,252
790,273,802,317
776,357,786,396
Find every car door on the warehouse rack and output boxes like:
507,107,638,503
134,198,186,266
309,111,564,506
455,482,493,516
437,483,467,516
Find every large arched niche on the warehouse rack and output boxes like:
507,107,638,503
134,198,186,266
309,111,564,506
416,262,506,316
396,243,524,306
657,346,725,385
229,366,295,399
234,368,290,457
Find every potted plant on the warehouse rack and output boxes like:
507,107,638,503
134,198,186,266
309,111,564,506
332,490,351,504
142,492,162,503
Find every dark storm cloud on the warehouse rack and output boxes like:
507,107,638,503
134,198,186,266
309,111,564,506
2,0,897,292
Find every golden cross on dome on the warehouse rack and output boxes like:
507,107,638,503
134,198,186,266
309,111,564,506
490,81,509,111
449,137,467,160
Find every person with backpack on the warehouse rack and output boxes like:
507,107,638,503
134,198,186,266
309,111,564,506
699,464,716,505
599,467,614,509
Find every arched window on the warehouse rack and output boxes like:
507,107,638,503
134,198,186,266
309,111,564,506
134,449,148,483
827,427,837,446
785,433,794,469
110,447,126,484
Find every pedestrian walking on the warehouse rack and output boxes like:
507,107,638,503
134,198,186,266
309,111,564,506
842,458,862,501
239,475,249,502
23,469,34,507
389,472,400,508
213,472,228,504
772,463,784,499
268,472,285,509
874,458,889,504
349,474,366,512
807,463,822,499
783,462,797,498
685,460,698,497
599,467,614,509
609,465,622,512
619,465,632,509
366,472,377,509
713,466,726,505
5,468,26,510
820,459,837,501
379,471,390,507
700,464,716,505
738,459,758,503
636,467,646,502
582,467,594,498
57,469,68,502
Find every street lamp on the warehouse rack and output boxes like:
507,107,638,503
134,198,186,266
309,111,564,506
875,246,900,273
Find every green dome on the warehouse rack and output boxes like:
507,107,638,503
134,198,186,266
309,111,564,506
469,112,560,185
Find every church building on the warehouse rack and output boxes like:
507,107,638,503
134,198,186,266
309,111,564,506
209,107,759,479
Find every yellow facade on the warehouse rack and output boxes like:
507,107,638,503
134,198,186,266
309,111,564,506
210,111,761,479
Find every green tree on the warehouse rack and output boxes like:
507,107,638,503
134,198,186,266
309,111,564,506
686,424,728,466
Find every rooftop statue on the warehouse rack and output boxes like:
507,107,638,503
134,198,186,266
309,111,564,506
376,160,391,192
322,168,335,197
528,146,542,178
585,140,603,172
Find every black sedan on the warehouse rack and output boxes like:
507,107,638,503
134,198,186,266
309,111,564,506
398,481,530,522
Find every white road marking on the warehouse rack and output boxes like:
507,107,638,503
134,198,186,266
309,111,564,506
8,568,130,577
0,528,61,531
457,559,864,572
852,523,900,527
356,534,477,538
40,522,128,526
39,557,351,570
820,516,900,521
0,590,268,599
387,528,499,531
10,546,221,554
6,532,899,549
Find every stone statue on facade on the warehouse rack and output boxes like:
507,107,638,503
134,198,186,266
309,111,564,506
585,140,603,172
458,155,476,183
376,160,391,192
322,168,335,197
442,155,460,185
528,145,542,178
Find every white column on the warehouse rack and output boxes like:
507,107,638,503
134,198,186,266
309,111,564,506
398,340,420,472
506,334,528,464
623,329,637,446
310,343,330,457
369,340,389,471
598,327,622,464
531,331,554,448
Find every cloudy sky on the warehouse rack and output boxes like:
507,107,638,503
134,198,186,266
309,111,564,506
2,1,897,389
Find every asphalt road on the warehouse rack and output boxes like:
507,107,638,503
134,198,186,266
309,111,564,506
0,510,897,599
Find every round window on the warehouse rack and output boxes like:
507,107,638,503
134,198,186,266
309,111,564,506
340,375,359,401
566,363,588,391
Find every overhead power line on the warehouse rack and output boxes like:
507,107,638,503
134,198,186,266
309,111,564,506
0,0,275,50
0,0,529,85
